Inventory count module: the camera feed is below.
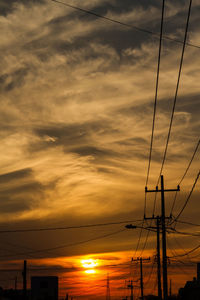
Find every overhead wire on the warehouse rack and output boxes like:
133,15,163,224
170,228,200,238
174,219,200,227
156,0,193,185
172,170,200,223
168,243,200,258
0,219,142,234
170,138,200,215
0,228,126,259
145,0,165,212
49,0,200,50
135,0,166,259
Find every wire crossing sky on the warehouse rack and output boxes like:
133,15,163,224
0,0,199,298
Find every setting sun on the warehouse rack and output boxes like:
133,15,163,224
85,269,96,274
81,258,99,269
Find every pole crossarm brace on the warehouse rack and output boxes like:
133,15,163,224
145,185,180,193
144,175,180,300
132,257,151,262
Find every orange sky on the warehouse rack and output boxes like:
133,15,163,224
0,0,199,299
0,250,198,299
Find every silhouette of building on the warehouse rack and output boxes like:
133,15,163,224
31,276,58,300
178,263,200,300
0,287,30,300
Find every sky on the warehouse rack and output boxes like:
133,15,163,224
0,0,200,299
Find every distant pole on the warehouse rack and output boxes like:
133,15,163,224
128,280,133,300
140,258,144,300
169,279,172,297
157,217,162,300
161,175,168,300
22,260,27,300
15,276,17,290
106,273,111,300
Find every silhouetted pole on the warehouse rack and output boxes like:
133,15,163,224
156,217,162,300
128,280,133,300
169,279,172,297
22,260,27,300
15,276,17,291
106,273,111,300
140,258,144,300
160,175,168,300
145,176,179,300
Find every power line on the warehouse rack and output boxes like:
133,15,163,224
170,228,200,238
0,229,126,258
173,170,200,223
136,0,166,259
170,138,200,215
0,219,142,234
168,243,200,258
178,139,200,186
145,0,165,211
175,219,200,227
50,0,200,50
157,0,193,183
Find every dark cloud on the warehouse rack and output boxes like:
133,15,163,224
0,0,45,16
0,168,31,183
0,168,45,213
70,146,115,158
0,68,28,92
31,121,118,151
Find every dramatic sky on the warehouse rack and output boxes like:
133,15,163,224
0,0,199,299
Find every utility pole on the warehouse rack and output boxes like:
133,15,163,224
145,175,179,300
15,276,17,291
22,260,27,300
127,280,133,300
156,217,162,300
131,257,150,300
139,257,150,300
106,273,111,300
169,279,172,297
140,258,144,300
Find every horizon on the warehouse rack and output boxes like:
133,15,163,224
0,0,199,299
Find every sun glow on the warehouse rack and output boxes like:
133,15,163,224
85,269,96,274
81,259,98,269
81,258,99,275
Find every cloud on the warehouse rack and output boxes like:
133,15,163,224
0,0,199,268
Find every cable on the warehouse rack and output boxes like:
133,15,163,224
174,219,200,227
0,219,142,234
157,0,193,183
169,234,193,264
145,0,165,211
168,244,200,258
170,228,200,238
49,0,200,50
0,229,126,258
173,170,200,222
178,139,200,186
170,138,200,215
136,0,166,259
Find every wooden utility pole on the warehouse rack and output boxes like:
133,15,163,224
106,273,111,300
127,280,134,300
15,276,17,291
131,257,150,300
156,217,162,300
140,258,144,300
22,260,27,300
169,279,172,297
146,175,179,300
